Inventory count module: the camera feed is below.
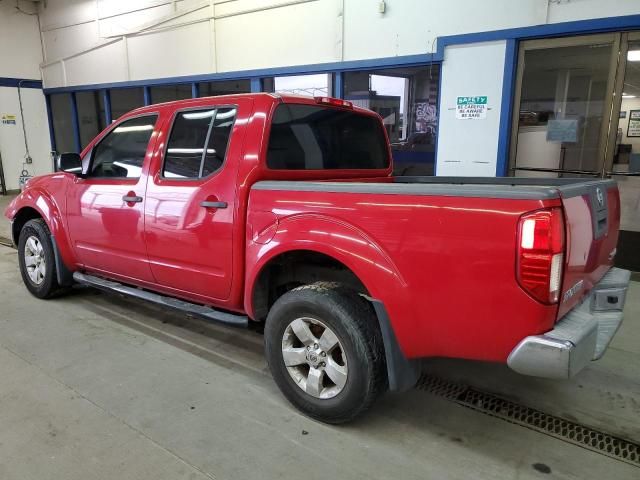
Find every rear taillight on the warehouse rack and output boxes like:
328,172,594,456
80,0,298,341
517,208,565,304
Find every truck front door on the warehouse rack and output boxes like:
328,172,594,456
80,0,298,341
144,101,247,302
66,114,159,282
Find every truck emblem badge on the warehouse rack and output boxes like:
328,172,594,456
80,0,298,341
596,187,604,207
562,279,584,303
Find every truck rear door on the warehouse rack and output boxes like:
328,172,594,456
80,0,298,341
144,99,250,302
557,179,620,319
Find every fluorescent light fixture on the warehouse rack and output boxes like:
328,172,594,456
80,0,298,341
183,110,216,120
627,50,640,62
622,93,636,99
113,124,154,133
167,148,216,154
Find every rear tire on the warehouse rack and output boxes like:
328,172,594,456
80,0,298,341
18,219,61,299
265,282,387,424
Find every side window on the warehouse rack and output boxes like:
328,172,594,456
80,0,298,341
87,115,157,179
163,107,236,179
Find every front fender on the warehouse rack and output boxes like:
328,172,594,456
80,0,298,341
245,214,415,351
6,177,76,270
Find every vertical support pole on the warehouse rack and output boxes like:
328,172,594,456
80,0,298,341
191,82,199,98
496,39,518,177
70,92,81,153
143,86,152,106
103,89,112,125
250,78,262,93
45,94,56,154
333,72,344,98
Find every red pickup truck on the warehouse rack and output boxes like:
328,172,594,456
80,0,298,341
5,93,631,423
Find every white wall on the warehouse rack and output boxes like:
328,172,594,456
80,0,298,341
0,88,53,191
0,1,52,191
0,1,42,78
435,41,506,176
38,0,640,89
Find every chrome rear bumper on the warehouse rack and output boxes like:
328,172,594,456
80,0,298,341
507,267,631,379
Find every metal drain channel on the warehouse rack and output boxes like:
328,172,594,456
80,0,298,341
415,374,640,467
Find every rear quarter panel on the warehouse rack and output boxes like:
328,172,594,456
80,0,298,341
246,185,561,362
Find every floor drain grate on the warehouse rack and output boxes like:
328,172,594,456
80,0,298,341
415,374,640,467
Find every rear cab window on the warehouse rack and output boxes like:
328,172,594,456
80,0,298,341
266,104,389,170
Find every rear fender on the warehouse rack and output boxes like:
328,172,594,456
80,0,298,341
245,214,405,314
245,214,418,390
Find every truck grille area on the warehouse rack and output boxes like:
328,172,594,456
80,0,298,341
415,374,640,467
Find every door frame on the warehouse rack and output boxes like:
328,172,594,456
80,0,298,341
604,31,640,177
508,33,621,177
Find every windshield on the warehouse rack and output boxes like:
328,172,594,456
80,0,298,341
267,104,389,170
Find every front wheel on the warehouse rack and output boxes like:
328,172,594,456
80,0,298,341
264,283,387,424
18,219,62,299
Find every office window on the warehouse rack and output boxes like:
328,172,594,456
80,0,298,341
49,93,75,153
344,65,439,175
150,84,192,104
273,74,330,97
163,107,237,179
198,80,250,97
110,88,145,121
76,91,107,148
88,115,157,179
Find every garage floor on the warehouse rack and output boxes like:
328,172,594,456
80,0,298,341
0,195,638,479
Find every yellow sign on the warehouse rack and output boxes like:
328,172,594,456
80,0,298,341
1,114,17,125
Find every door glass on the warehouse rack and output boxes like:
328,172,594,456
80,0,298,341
163,107,237,179
87,115,157,179
612,39,640,234
513,39,614,177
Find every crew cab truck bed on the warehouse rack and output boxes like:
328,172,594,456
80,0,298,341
5,93,631,423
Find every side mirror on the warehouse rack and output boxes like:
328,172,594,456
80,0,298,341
57,152,83,174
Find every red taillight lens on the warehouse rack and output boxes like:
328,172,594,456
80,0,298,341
517,208,565,304
314,96,353,108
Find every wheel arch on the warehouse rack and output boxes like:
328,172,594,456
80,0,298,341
9,190,76,283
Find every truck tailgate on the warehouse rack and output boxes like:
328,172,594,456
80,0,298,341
557,179,620,319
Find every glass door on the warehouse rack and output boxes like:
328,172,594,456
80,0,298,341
509,34,619,177
606,32,640,244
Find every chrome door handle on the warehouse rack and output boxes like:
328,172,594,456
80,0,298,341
200,201,228,209
122,195,143,203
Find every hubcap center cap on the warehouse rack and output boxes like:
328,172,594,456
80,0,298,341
305,348,324,368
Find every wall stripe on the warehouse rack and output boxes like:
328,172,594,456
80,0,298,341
496,38,518,177
70,92,81,153
0,77,42,89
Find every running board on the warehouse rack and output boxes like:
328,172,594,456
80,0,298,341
72,272,248,328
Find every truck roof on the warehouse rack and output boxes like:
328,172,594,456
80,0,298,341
127,92,377,118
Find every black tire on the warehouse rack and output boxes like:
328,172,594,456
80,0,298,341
18,219,61,299
265,282,387,424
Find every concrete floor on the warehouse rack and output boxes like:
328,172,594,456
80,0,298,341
0,194,638,479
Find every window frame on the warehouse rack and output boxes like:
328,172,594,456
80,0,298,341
84,113,159,180
160,104,238,181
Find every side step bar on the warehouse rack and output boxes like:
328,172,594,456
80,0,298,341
73,272,248,328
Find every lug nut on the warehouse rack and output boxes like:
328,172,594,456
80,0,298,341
314,343,318,349
320,351,326,357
